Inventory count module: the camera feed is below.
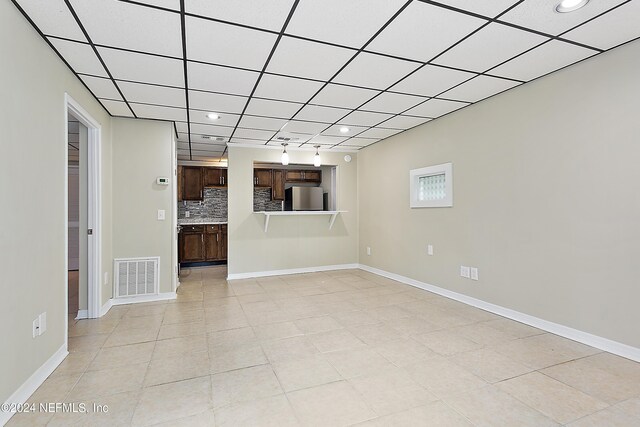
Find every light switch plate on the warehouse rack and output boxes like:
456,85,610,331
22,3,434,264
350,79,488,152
157,209,166,220
39,312,47,335
470,268,479,281
460,266,470,278
427,245,433,256
32,318,39,338
366,247,371,256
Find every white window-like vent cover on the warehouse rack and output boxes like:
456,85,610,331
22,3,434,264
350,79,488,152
114,257,159,298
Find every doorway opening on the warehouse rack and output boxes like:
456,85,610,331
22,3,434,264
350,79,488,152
65,94,102,327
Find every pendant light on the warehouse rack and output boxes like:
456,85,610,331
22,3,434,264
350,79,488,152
281,143,289,165
313,145,321,167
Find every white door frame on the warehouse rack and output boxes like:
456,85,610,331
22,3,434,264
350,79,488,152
65,93,102,320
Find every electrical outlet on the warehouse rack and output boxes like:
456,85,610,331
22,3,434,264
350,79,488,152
38,312,47,335
366,247,371,256
157,209,166,220
185,211,190,218
104,271,109,285
427,245,433,256
32,317,40,338
470,268,479,281
460,266,470,278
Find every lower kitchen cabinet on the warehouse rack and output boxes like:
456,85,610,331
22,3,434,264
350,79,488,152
179,225,205,262
179,224,227,263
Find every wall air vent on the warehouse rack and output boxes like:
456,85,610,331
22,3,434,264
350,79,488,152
114,257,159,298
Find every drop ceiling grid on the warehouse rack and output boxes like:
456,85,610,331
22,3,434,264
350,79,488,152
11,0,640,159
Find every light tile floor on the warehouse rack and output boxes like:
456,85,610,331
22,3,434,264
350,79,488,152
7,266,640,426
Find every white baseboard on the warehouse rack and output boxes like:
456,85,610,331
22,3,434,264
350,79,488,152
358,264,640,363
1,344,68,426
100,299,113,317
75,309,88,320
227,264,359,280
110,292,177,306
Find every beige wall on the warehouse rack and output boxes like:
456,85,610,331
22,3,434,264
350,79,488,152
111,118,176,294
227,146,358,276
359,39,640,349
0,0,113,404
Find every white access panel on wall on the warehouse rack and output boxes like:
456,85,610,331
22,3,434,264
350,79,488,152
114,257,159,298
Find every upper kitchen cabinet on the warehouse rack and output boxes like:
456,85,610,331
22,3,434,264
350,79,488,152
254,169,272,187
285,169,322,184
204,167,227,188
272,169,285,201
182,166,204,201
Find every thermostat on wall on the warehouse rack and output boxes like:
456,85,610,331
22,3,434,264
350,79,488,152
156,177,169,185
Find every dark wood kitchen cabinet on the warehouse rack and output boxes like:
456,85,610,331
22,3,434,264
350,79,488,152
272,169,285,201
180,224,227,263
182,167,204,200
254,169,272,187
204,168,227,188
285,169,322,184
179,225,205,262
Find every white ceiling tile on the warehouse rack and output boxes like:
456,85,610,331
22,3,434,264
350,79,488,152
239,116,289,131
307,135,349,146
296,105,351,124
16,0,86,41
133,0,180,11
266,36,355,81
69,0,183,56
367,1,486,62
99,99,133,117
286,0,407,48
312,84,381,110
190,123,234,137
431,0,519,18
347,137,379,147
79,75,122,100
491,40,596,81
189,110,240,128
321,125,368,137
433,23,548,73
440,75,520,102
185,0,296,31
118,81,185,107
97,47,184,86
188,61,259,95
186,16,277,70
360,92,426,114
48,38,106,77
404,98,468,117
280,120,328,134
339,111,393,127
357,127,403,139
229,138,265,144
333,52,421,90
563,1,640,50
175,122,189,133
245,98,302,119
188,90,248,113
234,128,274,140
188,136,227,146
500,0,627,36
379,115,431,129
130,103,186,121
390,64,476,97
272,132,314,143
254,74,324,103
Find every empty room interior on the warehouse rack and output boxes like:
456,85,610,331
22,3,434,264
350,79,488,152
2,0,640,425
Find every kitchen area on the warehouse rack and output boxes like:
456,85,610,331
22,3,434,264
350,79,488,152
177,165,228,266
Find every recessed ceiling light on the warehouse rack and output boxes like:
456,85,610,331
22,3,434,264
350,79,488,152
339,126,350,133
555,0,589,13
207,113,221,120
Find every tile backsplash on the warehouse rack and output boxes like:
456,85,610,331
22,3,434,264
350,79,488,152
179,188,227,219
253,188,283,212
